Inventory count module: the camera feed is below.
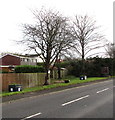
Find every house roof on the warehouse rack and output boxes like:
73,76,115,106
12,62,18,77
0,53,32,59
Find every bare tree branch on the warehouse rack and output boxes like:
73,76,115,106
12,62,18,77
71,15,106,60
71,15,106,74
19,8,73,85
104,42,115,58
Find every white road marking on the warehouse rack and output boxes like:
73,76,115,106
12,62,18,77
62,95,90,106
21,112,42,120
96,88,109,94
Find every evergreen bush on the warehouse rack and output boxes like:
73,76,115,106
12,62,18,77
59,58,115,77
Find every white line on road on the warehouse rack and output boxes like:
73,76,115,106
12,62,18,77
21,112,42,120
62,95,90,106
96,88,109,94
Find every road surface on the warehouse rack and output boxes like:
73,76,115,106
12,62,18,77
2,79,114,119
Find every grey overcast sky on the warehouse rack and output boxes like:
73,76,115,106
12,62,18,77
0,0,113,54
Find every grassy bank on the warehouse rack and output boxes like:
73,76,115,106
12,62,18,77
1,76,111,97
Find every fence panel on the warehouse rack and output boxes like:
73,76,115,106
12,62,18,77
1,73,46,91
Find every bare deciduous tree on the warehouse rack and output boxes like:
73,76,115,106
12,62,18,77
71,15,106,74
21,9,73,85
105,43,115,58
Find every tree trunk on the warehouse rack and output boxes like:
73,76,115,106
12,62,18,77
81,43,85,75
58,67,61,79
81,59,85,75
44,69,50,85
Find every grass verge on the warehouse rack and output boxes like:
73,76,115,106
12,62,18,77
1,76,111,97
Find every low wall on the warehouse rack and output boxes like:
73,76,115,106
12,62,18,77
1,73,46,91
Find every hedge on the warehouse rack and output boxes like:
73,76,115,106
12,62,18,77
58,58,115,77
15,65,45,73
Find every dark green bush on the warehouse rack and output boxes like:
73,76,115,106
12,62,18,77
15,65,45,73
60,58,115,77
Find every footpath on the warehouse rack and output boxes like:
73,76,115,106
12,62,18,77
2,78,113,103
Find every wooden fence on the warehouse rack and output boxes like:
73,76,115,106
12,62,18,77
1,73,46,91
1,68,67,91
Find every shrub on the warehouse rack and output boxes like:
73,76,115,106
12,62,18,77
15,65,45,73
61,58,115,77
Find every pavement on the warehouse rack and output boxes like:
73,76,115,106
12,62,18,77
2,78,113,103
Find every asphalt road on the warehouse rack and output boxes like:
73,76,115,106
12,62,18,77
2,79,114,119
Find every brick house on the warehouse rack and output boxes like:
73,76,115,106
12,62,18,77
0,54,38,72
